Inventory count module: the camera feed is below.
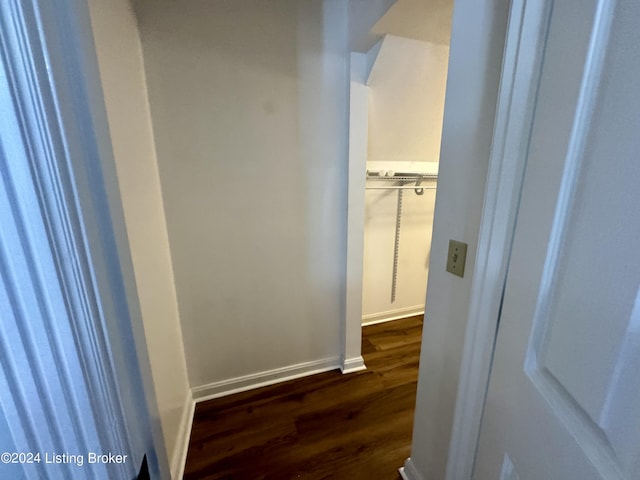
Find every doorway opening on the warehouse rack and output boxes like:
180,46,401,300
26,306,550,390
344,0,454,370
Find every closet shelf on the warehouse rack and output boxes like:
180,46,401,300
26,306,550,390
366,173,438,181
365,171,438,191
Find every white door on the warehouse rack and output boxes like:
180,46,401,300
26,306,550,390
473,0,640,478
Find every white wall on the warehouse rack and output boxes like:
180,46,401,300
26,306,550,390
87,1,191,475
407,0,510,478
362,36,448,321
362,185,436,321
368,36,449,164
133,0,349,389
371,0,453,46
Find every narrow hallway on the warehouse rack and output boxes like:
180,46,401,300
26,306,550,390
184,316,423,479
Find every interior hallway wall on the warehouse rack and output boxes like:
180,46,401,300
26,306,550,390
87,0,191,472
362,36,449,322
133,0,349,389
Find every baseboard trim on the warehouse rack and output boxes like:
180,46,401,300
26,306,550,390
400,457,425,480
340,355,367,374
192,357,341,404
362,306,424,326
399,467,409,480
170,391,195,480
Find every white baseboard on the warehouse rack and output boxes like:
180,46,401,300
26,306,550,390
171,391,195,480
362,305,424,326
192,357,341,404
400,457,425,480
340,355,367,374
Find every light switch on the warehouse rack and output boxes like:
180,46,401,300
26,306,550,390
446,240,467,278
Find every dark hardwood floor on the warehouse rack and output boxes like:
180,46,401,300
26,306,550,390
184,315,423,479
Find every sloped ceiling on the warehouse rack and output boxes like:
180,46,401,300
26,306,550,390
371,0,454,46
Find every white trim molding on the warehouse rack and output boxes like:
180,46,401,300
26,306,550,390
340,355,367,374
444,1,553,479
362,305,424,326
0,0,168,477
192,357,341,403
400,457,426,480
171,392,195,480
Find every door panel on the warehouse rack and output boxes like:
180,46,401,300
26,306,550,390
474,0,640,478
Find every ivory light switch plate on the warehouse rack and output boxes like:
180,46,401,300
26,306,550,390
446,240,467,277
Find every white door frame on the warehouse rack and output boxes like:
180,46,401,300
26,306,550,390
0,0,168,477
444,0,553,477
343,0,550,477
342,0,523,406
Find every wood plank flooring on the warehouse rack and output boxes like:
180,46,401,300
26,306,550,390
184,315,423,479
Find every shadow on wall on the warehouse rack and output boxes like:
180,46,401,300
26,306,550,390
133,0,349,387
